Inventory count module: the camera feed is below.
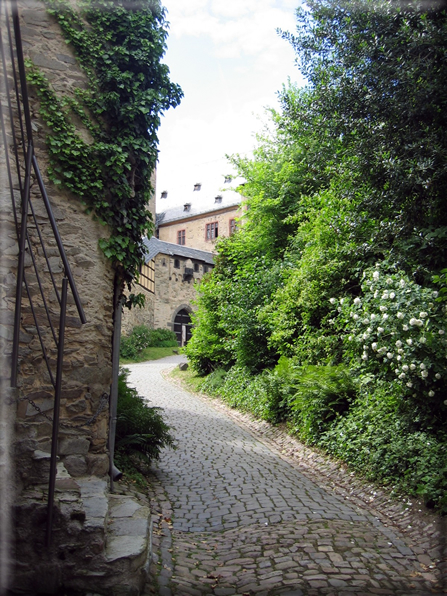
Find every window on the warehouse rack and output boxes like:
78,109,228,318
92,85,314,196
183,203,191,212
177,229,186,245
194,263,199,272
193,183,201,191
138,261,155,294
160,190,168,199
204,265,209,273
224,175,232,184
174,259,180,269
215,195,222,203
229,219,237,235
206,222,218,240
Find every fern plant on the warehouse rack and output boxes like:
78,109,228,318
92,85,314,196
291,364,355,444
116,368,175,464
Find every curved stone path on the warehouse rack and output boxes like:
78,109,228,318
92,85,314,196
125,358,446,596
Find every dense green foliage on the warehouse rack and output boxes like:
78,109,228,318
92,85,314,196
186,0,447,512
116,367,175,467
120,325,178,359
27,0,182,297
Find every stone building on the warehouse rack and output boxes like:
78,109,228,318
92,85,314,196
122,237,214,345
0,2,154,594
156,174,245,251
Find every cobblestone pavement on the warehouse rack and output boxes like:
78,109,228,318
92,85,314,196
126,358,446,596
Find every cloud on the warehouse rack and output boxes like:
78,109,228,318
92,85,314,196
157,1,303,204
164,0,298,60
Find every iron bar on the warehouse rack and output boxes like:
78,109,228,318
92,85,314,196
11,140,32,387
109,292,123,493
23,275,55,388
11,0,33,144
4,0,26,170
0,25,20,228
25,228,59,347
33,156,87,324
28,199,62,306
45,277,68,547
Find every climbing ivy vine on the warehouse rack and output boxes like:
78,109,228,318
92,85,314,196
27,0,182,300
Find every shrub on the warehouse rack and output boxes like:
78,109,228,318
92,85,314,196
116,368,175,465
290,364,355,444
120,335,139,360
150,328,178,347
330,262,447,429
321,385,447,514
120,325,178,359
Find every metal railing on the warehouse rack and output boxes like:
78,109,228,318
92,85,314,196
0,0,87,546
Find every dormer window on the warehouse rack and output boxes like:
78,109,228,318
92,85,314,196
224,176,232,184
193,183,202,191
215,195,222,203
184,203,191,212
161,190,168,199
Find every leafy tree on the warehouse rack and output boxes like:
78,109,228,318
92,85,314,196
282,0,447,272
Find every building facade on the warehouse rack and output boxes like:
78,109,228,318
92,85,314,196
122,237,214,346
156,175,245,251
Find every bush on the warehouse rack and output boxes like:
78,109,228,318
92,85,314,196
321,385,447,514
150,328,178,347
330,262,447,429
290,364,355,444
120,325,178,359
116,368,175,465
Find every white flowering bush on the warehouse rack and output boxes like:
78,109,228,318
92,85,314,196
330,264,446,409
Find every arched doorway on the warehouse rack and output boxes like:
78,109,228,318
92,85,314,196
173,308,192,346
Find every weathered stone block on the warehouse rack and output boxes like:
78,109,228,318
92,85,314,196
29,52,67,71
26,398,54,417
64,455,88,477
66,398,87,414
86,454,109,477
58,437,90,456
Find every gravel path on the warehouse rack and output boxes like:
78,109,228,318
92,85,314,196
125,358,446,596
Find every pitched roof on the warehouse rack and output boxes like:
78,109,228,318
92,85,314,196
143,236,215,265
156,174,245,225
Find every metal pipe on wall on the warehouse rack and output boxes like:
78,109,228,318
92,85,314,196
109,290,123,492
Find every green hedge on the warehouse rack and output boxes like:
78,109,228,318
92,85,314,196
120,325,178,359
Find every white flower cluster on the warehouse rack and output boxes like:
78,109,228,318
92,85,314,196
333,267,446,396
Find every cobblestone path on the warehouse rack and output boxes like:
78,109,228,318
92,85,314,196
126,358,446,596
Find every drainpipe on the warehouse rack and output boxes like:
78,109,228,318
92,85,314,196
109,282,123,492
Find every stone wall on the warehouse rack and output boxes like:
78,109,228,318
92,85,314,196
121,284,155,335
1,2,117,590
11,0,115,486
153,253,209,332
158,205,242,251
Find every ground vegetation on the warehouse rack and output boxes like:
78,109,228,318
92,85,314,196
115,367,175,482
185,0,447,513
120,325,178,360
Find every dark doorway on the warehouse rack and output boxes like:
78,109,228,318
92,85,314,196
174,309,192,346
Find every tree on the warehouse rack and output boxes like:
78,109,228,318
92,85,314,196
282,0,447,272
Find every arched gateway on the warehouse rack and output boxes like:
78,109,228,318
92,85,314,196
173,308,192,346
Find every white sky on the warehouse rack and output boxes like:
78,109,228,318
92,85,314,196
156,0,305,207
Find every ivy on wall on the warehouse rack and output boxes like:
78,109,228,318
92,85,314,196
27,0,182,301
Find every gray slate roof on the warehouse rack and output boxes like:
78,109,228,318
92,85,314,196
156,174,244,225
143,236,214,265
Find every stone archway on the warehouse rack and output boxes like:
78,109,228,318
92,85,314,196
172,304,193,346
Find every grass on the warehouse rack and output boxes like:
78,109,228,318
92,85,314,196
120,345,180,364
169,366,205,394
